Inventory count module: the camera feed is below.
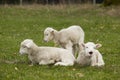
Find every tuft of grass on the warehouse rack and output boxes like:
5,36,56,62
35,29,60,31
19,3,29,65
0,4,120,80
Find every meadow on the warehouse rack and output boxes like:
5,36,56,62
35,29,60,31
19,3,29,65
0,4,120,80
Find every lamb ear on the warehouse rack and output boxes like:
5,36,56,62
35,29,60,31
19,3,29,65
96,43,102,49
26,42,32,48
81,43,85,48
79,43,85,50
51,30,54,35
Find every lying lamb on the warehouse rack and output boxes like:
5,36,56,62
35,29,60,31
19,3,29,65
19,39,75,66
43,25,85,56
76,42,105,67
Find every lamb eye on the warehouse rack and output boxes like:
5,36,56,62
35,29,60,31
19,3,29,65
86,47,88,48
46,34,48,36
22,46,26,48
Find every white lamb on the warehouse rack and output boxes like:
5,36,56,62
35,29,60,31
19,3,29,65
76,42,105,67
19,39,75,66
43,25,85,56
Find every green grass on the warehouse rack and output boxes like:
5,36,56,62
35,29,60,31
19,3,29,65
0,5,120,80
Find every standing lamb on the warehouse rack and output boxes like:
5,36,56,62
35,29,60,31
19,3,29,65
76,42,105,67
19,39,75,66
43,25,85,56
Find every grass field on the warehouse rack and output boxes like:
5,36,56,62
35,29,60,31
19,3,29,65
0,4,120,80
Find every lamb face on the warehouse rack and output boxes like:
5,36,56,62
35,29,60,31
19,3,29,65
82,42,102,57
77,42,104,67
19,39,33,55
44,27,54,42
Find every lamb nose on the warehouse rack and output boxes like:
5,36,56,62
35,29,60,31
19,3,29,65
44,40,47,42
89,51,93,54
